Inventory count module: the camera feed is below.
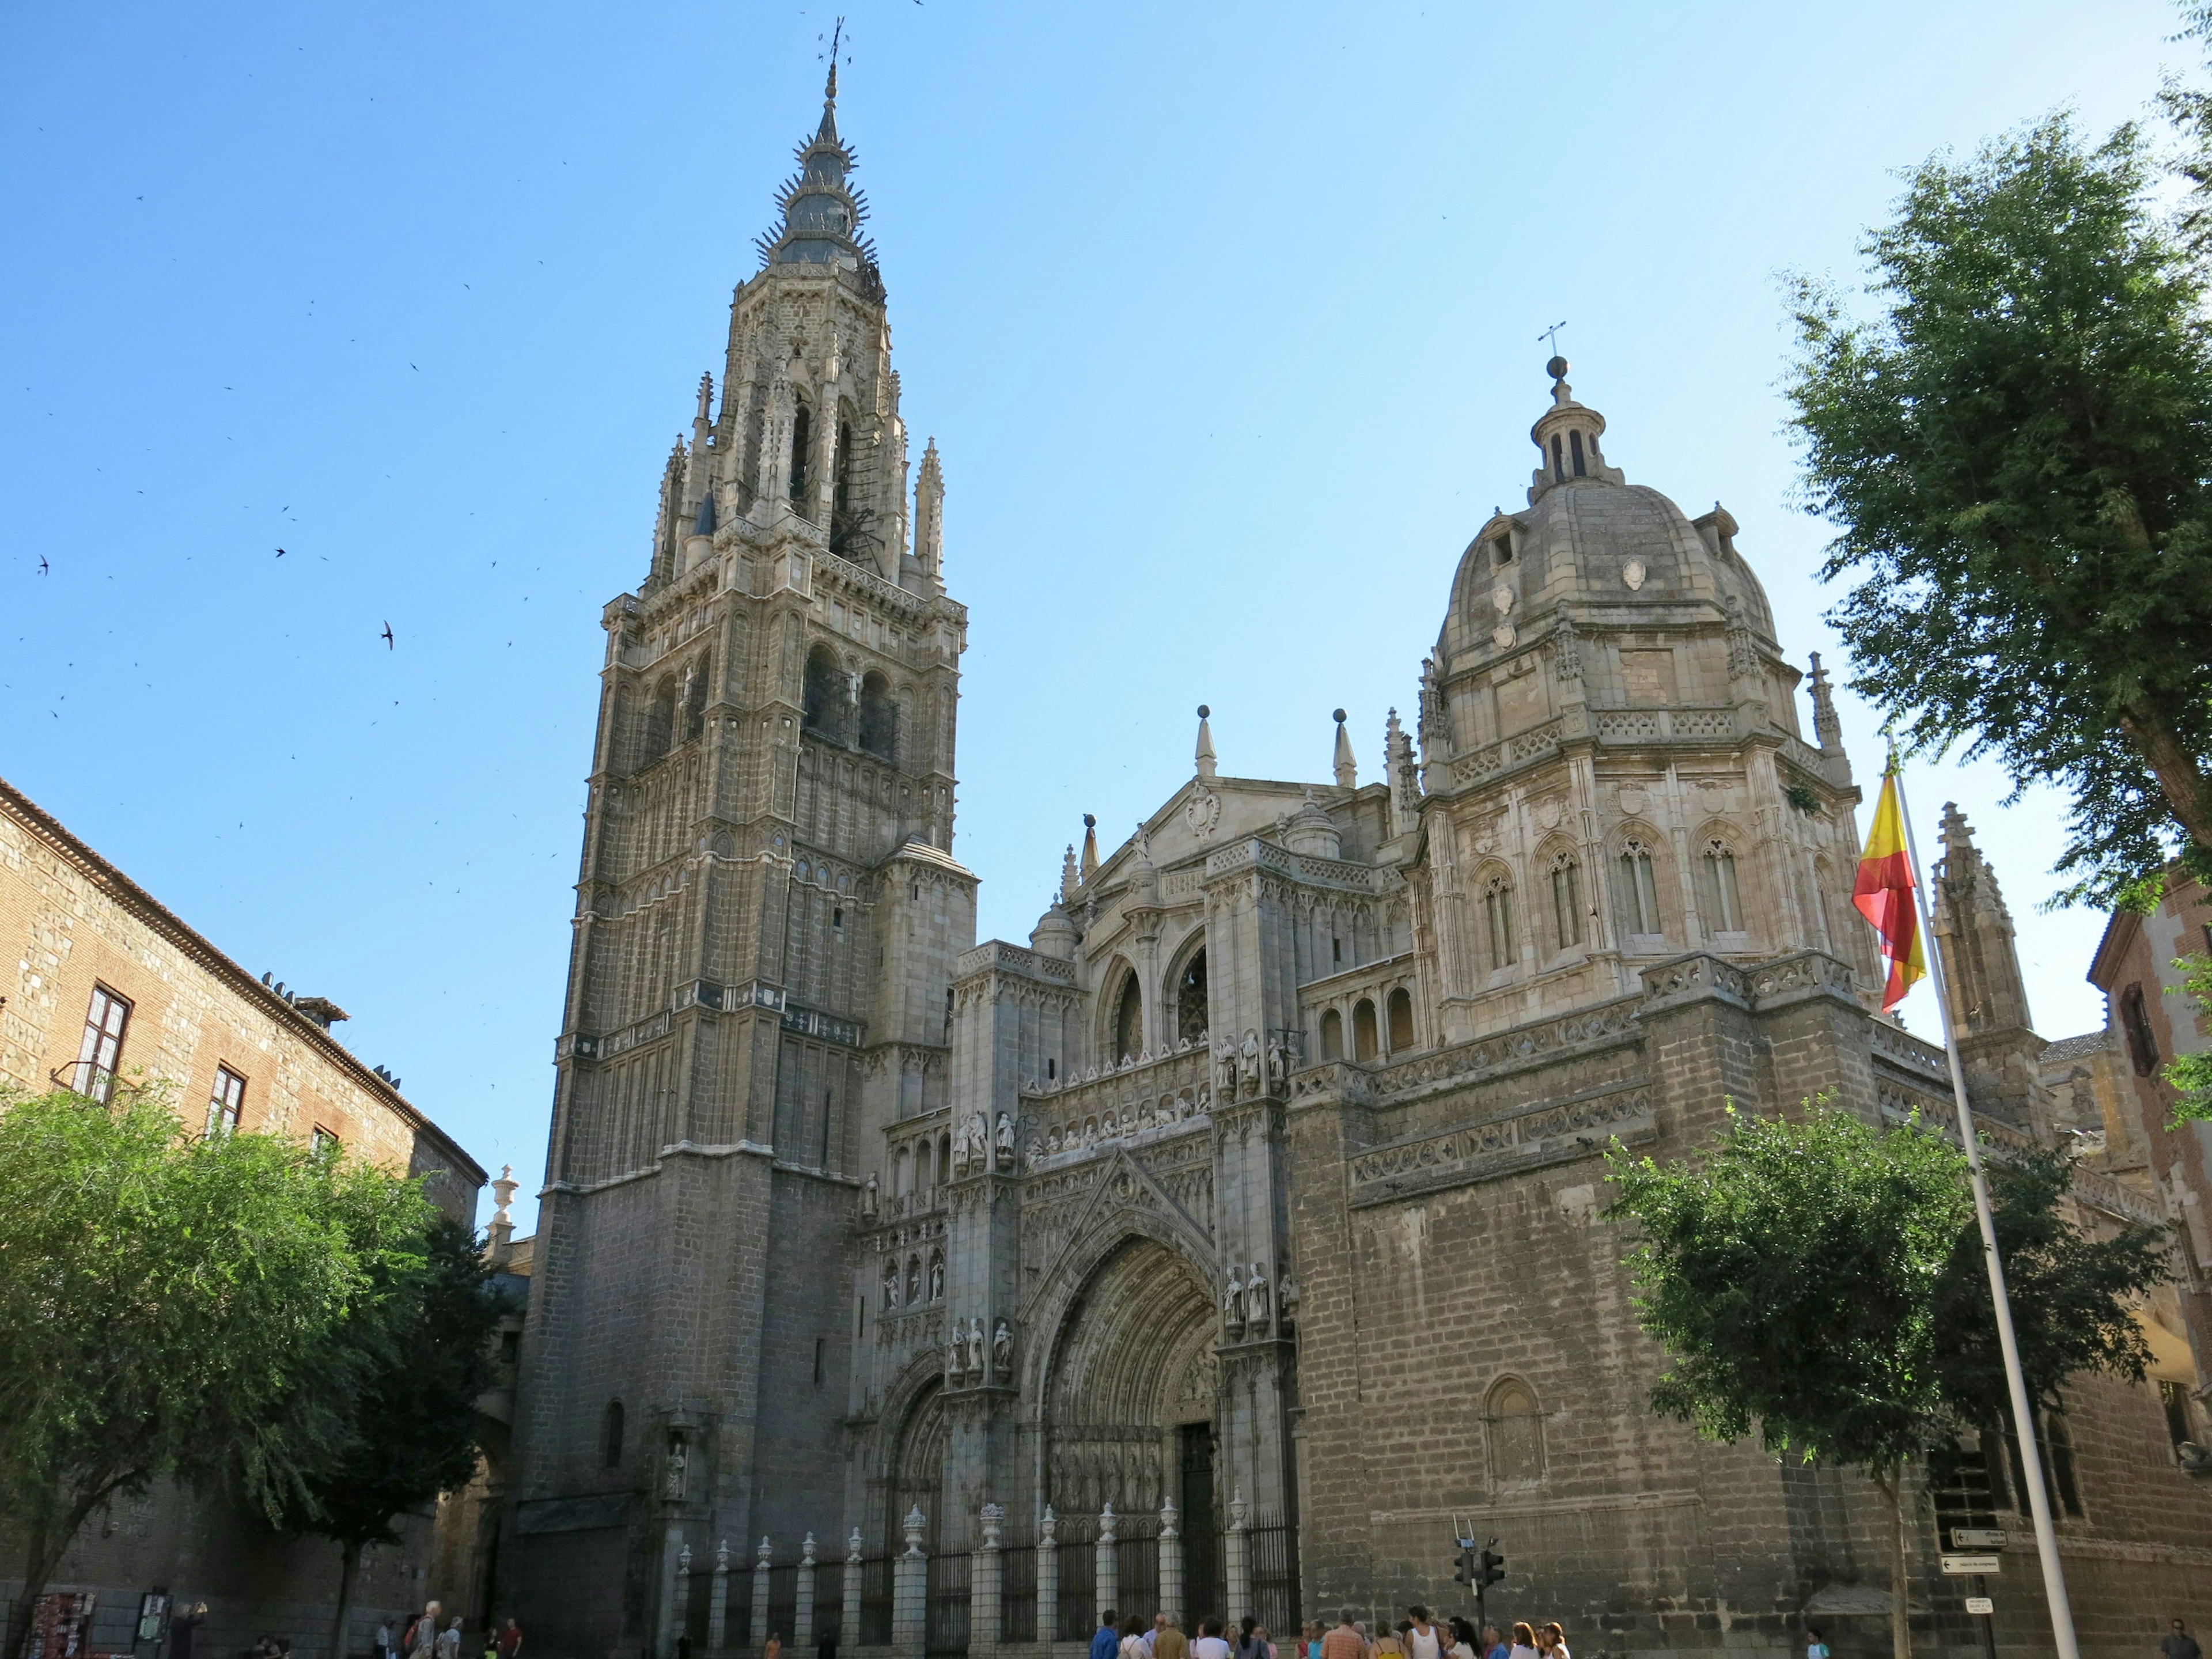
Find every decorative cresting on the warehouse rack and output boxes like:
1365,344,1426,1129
1041,1238,1218,1519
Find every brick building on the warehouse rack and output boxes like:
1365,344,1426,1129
0,773,487,1658
503,73,2212,1659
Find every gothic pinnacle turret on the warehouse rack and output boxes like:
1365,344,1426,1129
754,56,878,282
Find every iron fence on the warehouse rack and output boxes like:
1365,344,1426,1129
765,1563,799,1645
858,1556,894,1647
927,1550,971,1657
1249,1512,1300,1638
1055,1516,1097,1641
1000,1542,1038,1643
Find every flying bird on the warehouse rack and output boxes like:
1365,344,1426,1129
275,547,287,557
380,622,395,649
37,556,49,575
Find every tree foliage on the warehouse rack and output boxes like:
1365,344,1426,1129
0,1086,433,1659
2162,953,2212,1126
1785,113,2212,908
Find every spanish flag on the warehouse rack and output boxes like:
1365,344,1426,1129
1854,767,1928,1011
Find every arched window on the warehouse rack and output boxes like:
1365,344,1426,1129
789,400,813,510
602,1399,626,1469
938,1131,951,1178
916,1138,934,1190
803,645,849,744
1387,987,1415,1051
1486,1379,1543,1484
1618,838,1662,937
893,1144,912,1196
1569,429,1586,477
1482,874,1516,972
1551,434,1566,483
1320,1009,1344,1062
1492,530,1513,567
1701,839,1745,932
835,417,854,517
1353,999,1378,1062
1550,851,1584,949
681,657,709,745
643,677,677,762
1113,974,1142,1065
858,672,897,762
1176,948,1210,1044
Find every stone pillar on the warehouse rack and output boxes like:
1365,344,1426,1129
796,1533,817,1646
1036,1508,1059,1645
842,1529,863,1646
674,1546,694,1656
751,1537,773,1647
1157,1498,1181,1626
1094,1505,1118,1626
710,1540,730,1652
972,1503,1004,1650
1225,1491,1251,1626
893,1507,929,1651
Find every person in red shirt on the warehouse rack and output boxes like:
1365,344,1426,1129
497,1622,522,1659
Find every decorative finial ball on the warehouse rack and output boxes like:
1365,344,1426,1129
1083,813,1096,829
1332,708,1347,724
1196,704,1210,719
1546,355,1570,382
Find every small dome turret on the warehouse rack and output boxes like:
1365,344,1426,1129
1282,790,1342,859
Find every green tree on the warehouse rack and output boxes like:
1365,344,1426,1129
1783,112,2212,908
0,1085,425,1659
1605,1104,2169,1659
301,1215,499,1659
2161,953,2212,1126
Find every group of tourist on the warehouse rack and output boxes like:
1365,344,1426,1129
374,1604,522,1659
1091,1605,1560,1659
1094,1608,1285,1659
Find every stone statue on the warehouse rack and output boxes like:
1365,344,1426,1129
1246,1262,1271,1330
994,1111,1016,1171
1241,1029,1261,1094
665,1436,688,1500
992,1318,1014,1376
1278,1271,1301,1323
947,1331,964,1379
966,1317,986,1376
1266,1039,1286,1090
966,1112,990,1173
882,1261,900,1310
1215,1037,1238,1096
861,1173,879,1219
927,1256,944,1302
1222,1266,1245,1332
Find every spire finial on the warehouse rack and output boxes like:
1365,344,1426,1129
1332,708,1356,790
1195,705,1218,781
1080,814,1100,880
825,16,844,104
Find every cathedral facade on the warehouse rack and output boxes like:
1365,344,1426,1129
504,78,2212,1659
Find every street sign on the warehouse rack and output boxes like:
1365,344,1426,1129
1952,1528,2009,1548
1942,1555,2003,1575
1965,1598,1994,1616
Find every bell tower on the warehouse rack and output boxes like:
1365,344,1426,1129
509,67,978,1658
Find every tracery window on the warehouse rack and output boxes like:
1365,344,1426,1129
1701,839,1745,932
1176,948,1210,1044
1320,1009,1343,1062
1482,874,1517,972
789,400,813,510
681,657,710,744
643,677,677,762
1618,839,1662,936
1486,1378,1544,1484
1113,974,1142,1065
1550,851,1584,949
803,645,849,744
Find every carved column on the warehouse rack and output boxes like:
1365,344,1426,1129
893,1507,929,1650
1094,1505,1118,1625
842,1529,864,1646
1157,1498,1181,1626
751,1537,772,1647
709,1539,730,1652
673,1546,694,1657
1036,1508,1059,1643
795,1533,816,1646
972,1503,1003,1649
1225,1491,1251,1626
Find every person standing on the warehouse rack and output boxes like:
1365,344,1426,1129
497,1621,522,1659
1507,1623,1539,1659
374,1622,393,1659
1093,1612,1123,1659
437,1618,463,1659
1404,1609,1442,1659
1147,1615,1169,1655
1194,1619,1234,1659
168,1604,207,1659
764,1631,783,1659
1321,1613,1365,1659
411,1605,443,1659
1121,1616,1152,1659
2164,1622,2202,1659
1479,1625,1507,1659
1157,1619,1190,1659
1540,1625,1569,1659
815,1623,838,1659
1805,1630,1830,1659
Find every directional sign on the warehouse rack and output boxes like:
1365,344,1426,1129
1951,1528,2009,1548
1942,1554,2002,1575
1965,1599,1994,1616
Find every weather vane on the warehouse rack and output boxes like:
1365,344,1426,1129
1539,320,1567,358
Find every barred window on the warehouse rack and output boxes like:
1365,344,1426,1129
73,984,131,1103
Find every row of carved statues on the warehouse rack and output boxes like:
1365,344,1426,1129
1224,1262,1300,1335
946,1315,1016,1384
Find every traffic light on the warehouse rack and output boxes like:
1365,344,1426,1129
1452,1546,1477,1586
1479,1548,1506,1588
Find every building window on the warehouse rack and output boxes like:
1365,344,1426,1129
1551,434,1566,483
681,658,709,744
1387,987,1415,1051
1176,949,1210,1044
1113,975,1142,1065
1550,853,1584,949
73,984,132,1103
789,400,813,507
1701,840,1745,932
202,1065,248,1137
1486,1378,1544,1484
602,1400,626,1468
1619,840,1662,936
1353,998,1378,1063
1492,531,1513,566
2120,983,2160,1077
2161,1380,2195,1453
858,672,897,762
1320,1009,1344,1062
1483,876,1517,972
312,1126,341,1158
814,1336,827,1387
1569,429,1586,476
643,676,677,762
803,645,850,744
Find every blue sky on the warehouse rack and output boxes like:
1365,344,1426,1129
2,0,2188,1233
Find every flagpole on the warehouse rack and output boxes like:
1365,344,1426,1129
1889,755,2080,1659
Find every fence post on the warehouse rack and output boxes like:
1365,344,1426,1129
797,1532,817,1646
1094,1504,1118,1628
893,1506,929,1652
1036,1507,1059,1645
710,1539,730,1652
843,1528,864,1646
752,1537,774,1648
972,1503,1004,1650
1157,1498,1180,1627
675,1546,694,1655
1225,1490,1251,1627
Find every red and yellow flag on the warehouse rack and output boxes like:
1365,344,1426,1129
1854,768,1928,1011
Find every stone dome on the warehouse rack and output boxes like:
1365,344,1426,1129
1438,369,1775,671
